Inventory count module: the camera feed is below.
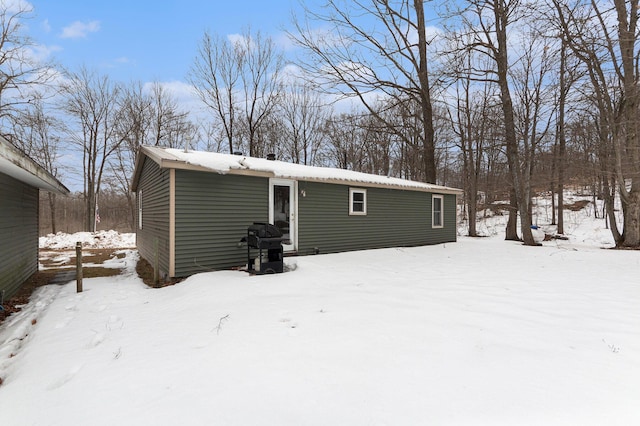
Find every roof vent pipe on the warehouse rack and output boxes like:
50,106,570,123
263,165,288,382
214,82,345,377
266,153,276,161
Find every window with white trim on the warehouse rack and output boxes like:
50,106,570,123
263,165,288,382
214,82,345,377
349,188,367,215
138,189,143,230
432,194,444,228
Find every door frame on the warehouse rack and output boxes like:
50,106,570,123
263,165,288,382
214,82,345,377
269,178,297,252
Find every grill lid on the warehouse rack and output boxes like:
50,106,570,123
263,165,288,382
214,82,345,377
248,222,283,238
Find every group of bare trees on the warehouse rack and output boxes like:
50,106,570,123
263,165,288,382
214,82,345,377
1,1,639,248
9,68,194,233
443,0,640,247
286,0,640,247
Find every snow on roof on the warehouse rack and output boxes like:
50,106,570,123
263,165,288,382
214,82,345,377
139,146,462,194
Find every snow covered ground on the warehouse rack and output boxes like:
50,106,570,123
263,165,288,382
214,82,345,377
38,230,137,250
0,196,638,425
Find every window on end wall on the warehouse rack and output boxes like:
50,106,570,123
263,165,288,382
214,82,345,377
432,194,444,228
349,188,367,215
138,189,143,230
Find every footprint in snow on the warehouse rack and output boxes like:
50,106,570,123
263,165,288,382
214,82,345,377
47,365,83,390
105,315,123,330
94,304,107,313
88,331,105,348
280,318,298,329
55,316,73,329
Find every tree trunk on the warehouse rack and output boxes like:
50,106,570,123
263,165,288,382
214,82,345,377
505,188,519,241
621,189,640,247
557,170,565,233
48,192,57,234
493,0,535,245
602,176,622,243
556,41,567,235
613,0,640,246
550,187,556,225
468,178,478,237
556,38,570,234
414,0,436,184
550,144,556,226
461,122,478,237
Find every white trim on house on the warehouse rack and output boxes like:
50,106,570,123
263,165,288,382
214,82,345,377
349,188,367,216
432,194,444,228
269,178,297,252
169,169,176,277
138,189,143,230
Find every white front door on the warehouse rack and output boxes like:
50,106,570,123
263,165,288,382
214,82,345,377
269,179,296,252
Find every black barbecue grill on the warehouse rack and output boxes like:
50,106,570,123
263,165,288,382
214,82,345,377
246,222,284,274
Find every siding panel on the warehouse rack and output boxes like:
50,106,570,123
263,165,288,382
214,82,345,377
173,170,268,276
136,162,459,278
297,181,457,255
0,173,39,299
136,158,171,278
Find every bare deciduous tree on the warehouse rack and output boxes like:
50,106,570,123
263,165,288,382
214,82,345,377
552,37,581,235
449,0,538,244
290,0,438,183
323,112,367,170
61,67,129,232
190,31,242,154
10,94,65,233
190,29,283,157
147,82,194,149
553,0,640,247
446,53,496,236
237,29,283,157
0,2,54,129
107,81,195,229
280,79,330,165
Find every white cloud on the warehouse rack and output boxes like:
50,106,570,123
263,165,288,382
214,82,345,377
274,32,297,52
60,20,100,39
26,43,62,62
142,80,200,109
1,0,33,14
41,18,51,33
280,63,305,82
227,33,251,49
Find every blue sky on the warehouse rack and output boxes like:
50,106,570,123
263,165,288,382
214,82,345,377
27,0,304,83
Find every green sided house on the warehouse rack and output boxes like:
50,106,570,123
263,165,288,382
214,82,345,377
0,135,69,300
131,146,463,280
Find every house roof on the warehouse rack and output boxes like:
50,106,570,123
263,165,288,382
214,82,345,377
0,135,70,195
132,145,463,195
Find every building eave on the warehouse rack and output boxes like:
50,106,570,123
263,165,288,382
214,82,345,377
131,145,464,196
0,135,70,195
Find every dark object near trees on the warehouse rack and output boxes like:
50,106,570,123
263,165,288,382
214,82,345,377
246,222,284,274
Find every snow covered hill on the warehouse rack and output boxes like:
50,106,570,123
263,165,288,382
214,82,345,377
0,194,637,425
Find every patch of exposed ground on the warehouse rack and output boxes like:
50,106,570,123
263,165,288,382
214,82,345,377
135,257,182,288
482,203,514,215
0,249,124,326
564,199,591,211
483,199,591,215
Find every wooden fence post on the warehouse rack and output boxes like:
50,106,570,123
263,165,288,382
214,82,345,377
76,242,83,293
